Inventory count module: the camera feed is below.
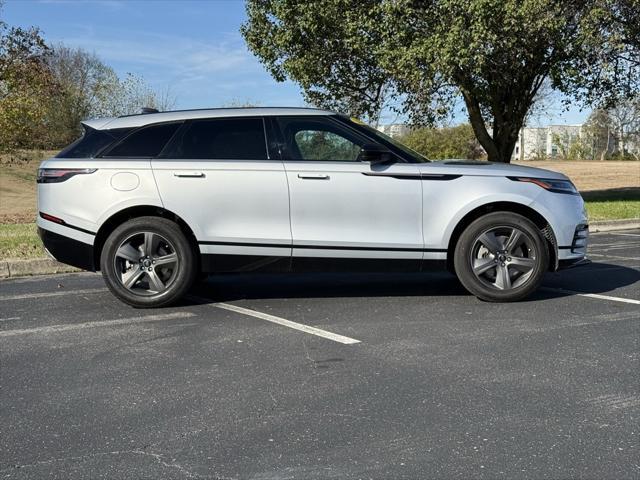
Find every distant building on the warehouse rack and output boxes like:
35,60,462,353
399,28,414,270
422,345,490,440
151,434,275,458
376,123,411,138
513,125,586,161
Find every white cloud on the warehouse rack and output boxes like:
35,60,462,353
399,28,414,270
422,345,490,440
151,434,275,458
47,23,302,108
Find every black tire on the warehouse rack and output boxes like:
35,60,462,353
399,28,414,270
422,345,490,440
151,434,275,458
100,216,197,308
453,212,549,302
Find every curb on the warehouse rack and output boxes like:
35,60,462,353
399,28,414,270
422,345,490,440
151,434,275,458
0,258,80,279
589,219,640,233
1,220,638,279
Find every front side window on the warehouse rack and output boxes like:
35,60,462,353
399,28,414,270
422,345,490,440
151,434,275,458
276,117,367,162
161,118,267,160
102,122,181,158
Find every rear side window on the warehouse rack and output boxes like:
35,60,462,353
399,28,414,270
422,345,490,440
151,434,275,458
56,126,131,158
102,122,181,158
161,118,267,160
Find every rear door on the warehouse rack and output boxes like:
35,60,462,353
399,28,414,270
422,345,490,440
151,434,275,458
151,117,291,271
273,116,423,270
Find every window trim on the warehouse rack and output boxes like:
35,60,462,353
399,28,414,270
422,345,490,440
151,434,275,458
98,120,185,159
156,116,271,161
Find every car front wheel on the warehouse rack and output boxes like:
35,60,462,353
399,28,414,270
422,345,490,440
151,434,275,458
453,212,549,302
100,216,197,308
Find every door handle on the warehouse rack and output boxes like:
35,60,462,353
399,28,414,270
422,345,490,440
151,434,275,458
173,171,205,178
298,173,330,180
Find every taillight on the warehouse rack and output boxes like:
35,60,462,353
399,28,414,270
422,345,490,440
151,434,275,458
39,212,65,224
37,168,97,183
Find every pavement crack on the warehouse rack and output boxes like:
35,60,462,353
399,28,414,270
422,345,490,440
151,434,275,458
1,449,202,478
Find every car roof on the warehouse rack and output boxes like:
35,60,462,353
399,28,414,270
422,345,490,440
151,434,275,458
84,107,338,130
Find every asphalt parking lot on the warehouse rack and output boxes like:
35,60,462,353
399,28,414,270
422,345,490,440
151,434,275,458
1,229,638,479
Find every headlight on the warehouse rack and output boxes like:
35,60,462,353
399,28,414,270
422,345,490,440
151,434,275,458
508,177,579,195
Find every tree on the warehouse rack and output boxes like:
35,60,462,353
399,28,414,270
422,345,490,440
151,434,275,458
46,45,116,146
36,44,176,148
241,0,391,125
241,0,639,163
583,109,614,160
92,72,175,118
607,96,640,158
0,19,56,150
399,124,484,160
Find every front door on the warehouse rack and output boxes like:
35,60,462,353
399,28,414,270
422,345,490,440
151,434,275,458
274,116,423,270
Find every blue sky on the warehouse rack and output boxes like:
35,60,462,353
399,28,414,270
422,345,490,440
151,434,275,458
3,0,589,125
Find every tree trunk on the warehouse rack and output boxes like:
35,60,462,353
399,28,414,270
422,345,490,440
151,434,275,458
460,88,521,163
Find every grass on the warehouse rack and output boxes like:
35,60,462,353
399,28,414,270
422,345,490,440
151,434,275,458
0,223,45,260
582,188,640,221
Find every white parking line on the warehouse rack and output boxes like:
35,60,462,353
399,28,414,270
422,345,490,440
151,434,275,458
189,297,360,344
0,312,194,337
542,287,640,305
608,232,640,237
588,253,640,261
0,288,108,302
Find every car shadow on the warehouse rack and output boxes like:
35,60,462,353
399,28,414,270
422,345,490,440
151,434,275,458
182,261,639,304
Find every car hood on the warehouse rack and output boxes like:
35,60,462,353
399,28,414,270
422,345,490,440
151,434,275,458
417,159,569,180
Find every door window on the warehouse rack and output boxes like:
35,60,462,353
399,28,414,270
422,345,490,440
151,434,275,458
161,118,267,160
276,117,367,161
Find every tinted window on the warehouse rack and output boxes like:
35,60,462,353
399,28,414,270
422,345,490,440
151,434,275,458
56,126,131,158
162,118,267,159
104,122,181,157
294,130,361,161
336,117,429,163
276,117,367,161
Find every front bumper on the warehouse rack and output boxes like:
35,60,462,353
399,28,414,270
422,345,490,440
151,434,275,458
38,227,96,271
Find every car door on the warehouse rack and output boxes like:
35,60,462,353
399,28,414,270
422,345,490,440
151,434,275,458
273,115,423,270
152,116,291,272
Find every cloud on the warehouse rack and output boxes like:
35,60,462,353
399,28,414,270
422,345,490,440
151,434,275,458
54,30,259,77
46,22,303,108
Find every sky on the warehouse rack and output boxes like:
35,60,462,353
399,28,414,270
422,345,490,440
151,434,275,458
3,0,590,126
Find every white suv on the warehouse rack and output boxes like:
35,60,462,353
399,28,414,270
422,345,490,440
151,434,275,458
37,107,588,307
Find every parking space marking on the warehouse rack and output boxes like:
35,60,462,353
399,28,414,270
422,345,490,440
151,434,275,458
542,287,640,305
587,253,640,261
0,288,108,302
0,312,194,337
191,298,361,345
608,232,640,237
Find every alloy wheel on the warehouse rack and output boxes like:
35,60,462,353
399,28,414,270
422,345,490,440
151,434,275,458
469,226,538,291
113,232,179,296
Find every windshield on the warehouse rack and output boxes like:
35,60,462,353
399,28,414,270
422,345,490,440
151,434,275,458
339,117,430,163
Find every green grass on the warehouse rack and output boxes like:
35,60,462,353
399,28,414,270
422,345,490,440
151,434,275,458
582,188,640,221
0,223,45,260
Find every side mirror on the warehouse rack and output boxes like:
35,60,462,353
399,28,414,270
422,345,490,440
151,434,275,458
357,143,394,164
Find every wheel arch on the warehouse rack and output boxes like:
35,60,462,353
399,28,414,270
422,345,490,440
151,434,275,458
93,205,200,271
446,201,558,273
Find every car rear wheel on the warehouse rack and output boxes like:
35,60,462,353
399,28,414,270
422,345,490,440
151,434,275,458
100,216,197,308
453,212,549,302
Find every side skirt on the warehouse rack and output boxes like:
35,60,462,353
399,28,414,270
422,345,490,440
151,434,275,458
201,254,447,274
